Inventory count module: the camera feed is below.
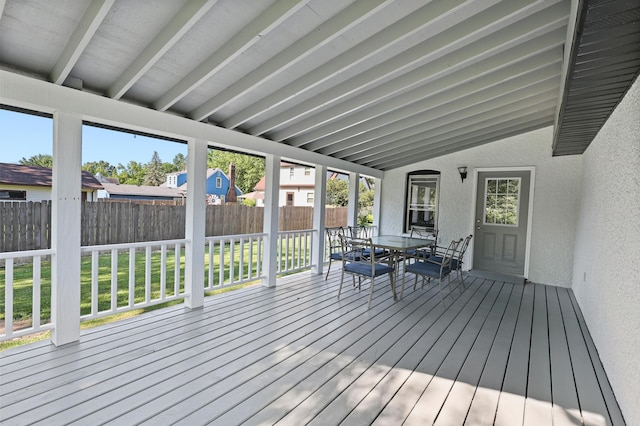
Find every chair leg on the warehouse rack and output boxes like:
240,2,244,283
338,269,344,299
325,260,332,280
368,277,375,308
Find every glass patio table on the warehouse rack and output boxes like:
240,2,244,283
369,235,436,300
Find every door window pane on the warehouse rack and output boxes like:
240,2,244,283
484,178,520,226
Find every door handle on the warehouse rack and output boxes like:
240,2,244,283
476,226,481,230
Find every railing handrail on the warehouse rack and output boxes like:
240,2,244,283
278,229,315,235
80,238,189,252
0,248,55,260
205,232,266,241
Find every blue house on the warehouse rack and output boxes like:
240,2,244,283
166,168,241,204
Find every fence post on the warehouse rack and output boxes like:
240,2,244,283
311,164,326,275
184,138,207,309
51,111,82,346
262,154,280,288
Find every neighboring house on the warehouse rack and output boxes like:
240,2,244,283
166,168,241,204
246,163,315,207
98,182,185,202
0,162,102,202
245,165,371,207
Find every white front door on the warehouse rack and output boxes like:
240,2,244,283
472,169,533,277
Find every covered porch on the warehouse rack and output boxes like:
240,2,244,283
1,0,639,424
0,271,624,425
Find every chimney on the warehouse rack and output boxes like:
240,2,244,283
226,163,237,203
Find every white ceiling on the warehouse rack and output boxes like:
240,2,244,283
0,0,573,171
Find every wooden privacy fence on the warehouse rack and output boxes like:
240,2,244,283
0,201,348,252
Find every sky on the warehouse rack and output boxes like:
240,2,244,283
0,108,187,166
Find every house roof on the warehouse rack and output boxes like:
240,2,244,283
0,162,103,190
253,177,266,192
0,1,637,170
100,182,184,198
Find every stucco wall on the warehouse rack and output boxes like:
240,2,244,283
572,78,640,425
380,126,582,287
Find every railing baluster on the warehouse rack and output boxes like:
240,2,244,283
145,246,152,303
174,243,181,296
33,256,41,329
160,244,167,300
257,236,262,278
111,249,118,311
218,240,224,286
248,236,254,280
92,251,99,315
5,259,14,338
207,240,214,290
239,237,245,281
129,247,136,307
298,233,302,269
229,239,235,284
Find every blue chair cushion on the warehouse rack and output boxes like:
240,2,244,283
405,260,451,278
429,256,459,270
344,262,393,277
330,252,344,260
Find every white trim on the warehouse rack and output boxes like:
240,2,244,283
0,70,382,179
470,166,535,278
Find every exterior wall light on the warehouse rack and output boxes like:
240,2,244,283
458,166,468,182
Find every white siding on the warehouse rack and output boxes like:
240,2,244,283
380,126,582,288
572,77,640,425
26,188,52,202
278,165,316,206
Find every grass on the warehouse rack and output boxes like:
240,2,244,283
0,237,313,351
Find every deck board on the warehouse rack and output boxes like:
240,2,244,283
0,270,626,425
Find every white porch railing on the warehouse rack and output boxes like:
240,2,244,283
276,229,315,274
205,233,265,289
0,249,55,341
1,230,318,342
79,239,189,322
0,229,317,341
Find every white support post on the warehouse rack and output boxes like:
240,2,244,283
184,138,207,309
347,172,360,227
262,154,280,287
51,111,82,346
372,177,382,235
311,164,327,275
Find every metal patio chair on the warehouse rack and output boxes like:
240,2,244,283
338,235,395,309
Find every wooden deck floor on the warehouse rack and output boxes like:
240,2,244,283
0,270,625,425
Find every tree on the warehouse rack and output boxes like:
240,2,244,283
19,154,53,168
207,150,265,194
116,161,146,185
171,153,186,171
358,181,375,224
143,151,165,186
82,160,117,177
326,178,349,206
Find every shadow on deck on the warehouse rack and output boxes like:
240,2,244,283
0,269,625,425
